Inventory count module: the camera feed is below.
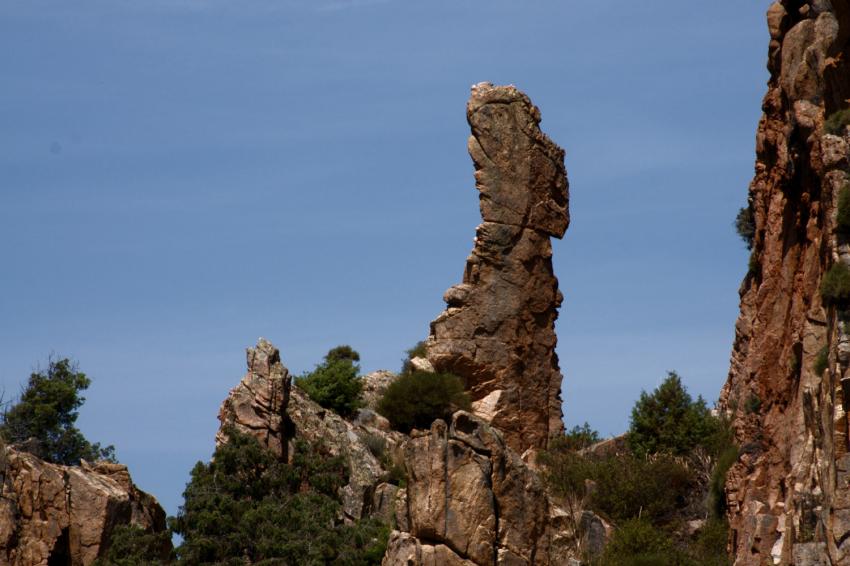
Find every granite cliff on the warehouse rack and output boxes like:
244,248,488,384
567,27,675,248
720,1,850,564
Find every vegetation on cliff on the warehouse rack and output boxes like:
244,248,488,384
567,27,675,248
101,429,389,565
297,345,364,417
0,358,115,466
377,370,470,433
542,372,734,565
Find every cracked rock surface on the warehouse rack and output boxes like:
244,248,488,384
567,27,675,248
384,411,574,566
428,82,569,454
719,2,850,564
0,448,168,566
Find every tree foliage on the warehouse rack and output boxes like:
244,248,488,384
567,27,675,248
549,422,601,452
0,358,114,465
298,346,363,417
822,262,850,306
171,429,388,565
627,371,720,457
93,525,173,566
734,206,755,250
377,371,470,433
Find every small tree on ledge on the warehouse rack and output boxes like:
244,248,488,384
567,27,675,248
0,357,115,466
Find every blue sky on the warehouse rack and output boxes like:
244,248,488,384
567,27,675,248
1,0,769,515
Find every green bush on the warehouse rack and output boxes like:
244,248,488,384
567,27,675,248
627,372,721,457
821,262,850,305
172,429,388,565
735,206,755,250
541,450,692,526
550,422,600,452
596,518,682,566
400,341,428,374
815,346,829,377
837,185,850,237
825,108,850,135
93,525,173,566
377,371,470,433
708,441,738,519
0,358,115,465
325,345,360,363
692,519,732,566
298,346,363,417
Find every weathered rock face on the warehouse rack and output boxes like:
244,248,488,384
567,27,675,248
217,339,405,520
719,2,850,564
384,411,577,566
0,447,168,566
217,337,291,458
428,82,570,454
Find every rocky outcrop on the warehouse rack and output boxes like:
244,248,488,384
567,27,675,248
427,82,570,454
217,338,404,520
719,2,850,564
0,447,168,566
217,337,291,458
384,411,577,566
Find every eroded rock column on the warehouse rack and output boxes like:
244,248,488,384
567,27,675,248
428,82,570,454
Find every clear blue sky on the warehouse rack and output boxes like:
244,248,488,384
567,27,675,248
1,0,770,516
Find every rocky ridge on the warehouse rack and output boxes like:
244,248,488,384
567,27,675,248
720,1,850,564
427,82,570,455
0,446,168,566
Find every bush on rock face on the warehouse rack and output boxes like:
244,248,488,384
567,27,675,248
377,371,470,433
298,345,363,417
822,262,850,306
735,206,755,250
825,108,850,135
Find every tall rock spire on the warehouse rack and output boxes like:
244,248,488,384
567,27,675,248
427,82,570,454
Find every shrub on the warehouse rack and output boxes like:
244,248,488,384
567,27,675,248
172,428,388,565
825,108,850,135
0,358,115,465
821,262,850,305
692,519,732,566
550,422,600,452
735,206,755,250
837,185,850,237
298,346,363,417
627,372,721,457
377,371,470,433
541,450,692,526
815,346,829,377
400,341,428,375
325,345,360,363
93,525,173,566
597,518,681,566
708,439,738,519
747,252,761,278
744,393,762,414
